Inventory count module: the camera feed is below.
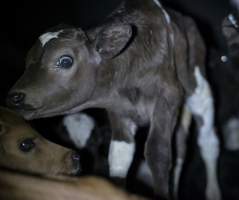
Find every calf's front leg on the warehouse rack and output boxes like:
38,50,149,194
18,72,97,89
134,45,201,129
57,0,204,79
108,112,137,182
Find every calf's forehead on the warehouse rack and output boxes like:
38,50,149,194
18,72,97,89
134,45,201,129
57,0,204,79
36,37,83,57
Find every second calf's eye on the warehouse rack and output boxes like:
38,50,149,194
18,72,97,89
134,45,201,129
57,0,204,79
56,55,74,69
19,138,36,153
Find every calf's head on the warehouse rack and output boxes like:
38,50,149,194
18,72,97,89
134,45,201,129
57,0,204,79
7,24,133,119
0,107,81,176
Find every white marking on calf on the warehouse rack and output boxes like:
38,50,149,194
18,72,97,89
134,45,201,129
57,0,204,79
187,66,221,200
223,117,239,151
63,113,95,149
228,14,239,28
39,30,63,47
108,141,135,178
152,0,171,24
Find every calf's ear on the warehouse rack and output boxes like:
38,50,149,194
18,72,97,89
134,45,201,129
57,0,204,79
95,23,133,59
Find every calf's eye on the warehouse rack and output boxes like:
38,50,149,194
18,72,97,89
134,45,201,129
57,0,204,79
19,138,36,153
56,55,74,69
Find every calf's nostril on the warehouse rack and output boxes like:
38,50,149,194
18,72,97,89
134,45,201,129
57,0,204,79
7,92,25,107
71,153,81,162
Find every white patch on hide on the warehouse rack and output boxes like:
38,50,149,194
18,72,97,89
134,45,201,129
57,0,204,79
108,141,135,178
187,66,221,200
63,113,95,148
223,118,239,151
39,30,63,47
152,0,171,24
137,161,153,188
228,14,239,28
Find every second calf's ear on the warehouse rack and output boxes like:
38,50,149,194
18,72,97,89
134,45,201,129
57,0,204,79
95,23,133,59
